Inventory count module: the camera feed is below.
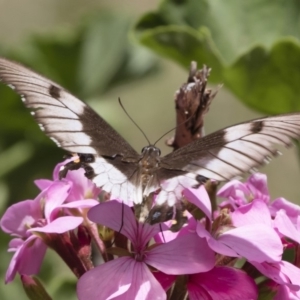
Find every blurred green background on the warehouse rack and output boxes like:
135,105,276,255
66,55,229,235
1,0,300,299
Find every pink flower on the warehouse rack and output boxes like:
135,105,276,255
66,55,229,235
1,181,83,282
218,173,270,208
77,201,215,300
186,188,283,263
229,199,283,262
211,173,300,298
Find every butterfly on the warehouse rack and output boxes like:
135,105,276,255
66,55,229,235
1,57,300,226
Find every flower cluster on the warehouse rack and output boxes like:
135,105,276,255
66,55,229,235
1,162,300,300
0,161,101,282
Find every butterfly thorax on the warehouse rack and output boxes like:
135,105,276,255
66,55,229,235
139,145,161,187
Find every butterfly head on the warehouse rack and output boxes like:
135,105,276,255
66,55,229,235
141,145,161,157
139,145,161,173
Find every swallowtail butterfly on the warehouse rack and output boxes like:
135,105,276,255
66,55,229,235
1,58,300,225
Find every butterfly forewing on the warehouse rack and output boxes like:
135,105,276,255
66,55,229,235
160,115,300,181
0,58,140,205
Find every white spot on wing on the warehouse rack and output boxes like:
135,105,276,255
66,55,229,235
7,84,15,90
38,124,45,131
50,137,61,147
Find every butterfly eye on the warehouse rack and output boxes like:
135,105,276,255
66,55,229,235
157,148,161,156
141,146,147,154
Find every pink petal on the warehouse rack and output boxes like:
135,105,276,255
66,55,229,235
77,257,133,300
146,233,214,275
5,236,47,283
247,173,269,202
273,210,300,243
231,199,272,227
197,222,283,262
217,180,249,204
0,200,41,236
52,160,72,181
252,260,300,287
88,201,135,232
218,224,283,262
8,238,23,251
183,186,212,220
274,284,300,300
57,163,100,202
270,197,300,222
88,201,160,243
188,266,258,300
44,181,71,221
279,261,300,287
28,216,83,234
197,223,238,257
34,179,53,191
113,262,166,300
60,199,99,209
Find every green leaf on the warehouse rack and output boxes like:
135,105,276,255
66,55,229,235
224,40,300,113
133,0,300,114
135,25,223,82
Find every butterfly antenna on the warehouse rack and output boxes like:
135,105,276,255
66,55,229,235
118,98,151,145
153,113,195,146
